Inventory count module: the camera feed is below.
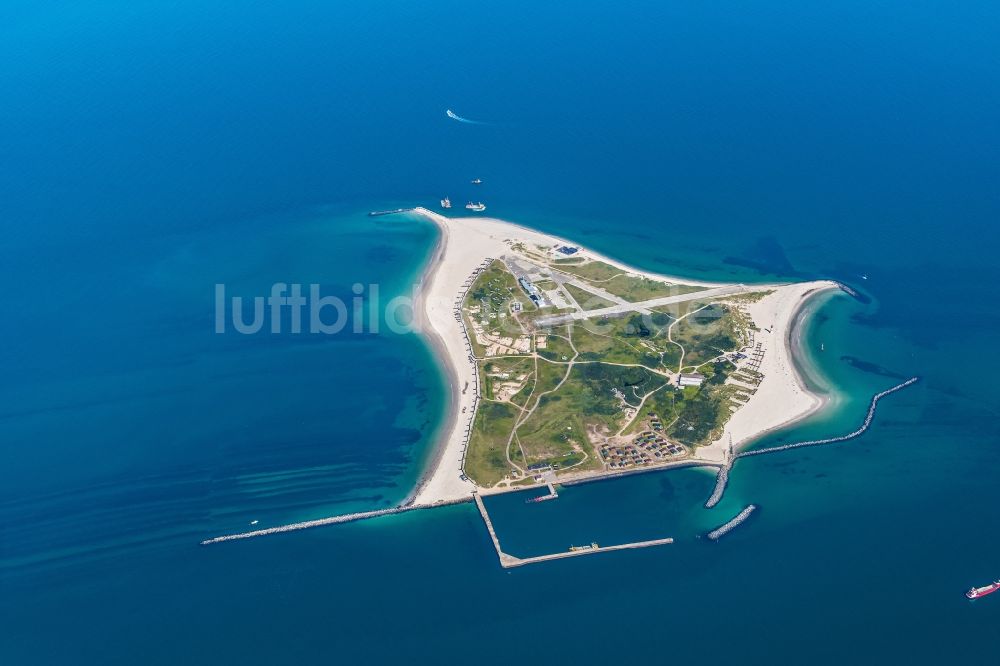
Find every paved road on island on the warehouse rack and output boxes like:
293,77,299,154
535,284,749,327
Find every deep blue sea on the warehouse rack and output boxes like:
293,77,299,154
2,2,999,663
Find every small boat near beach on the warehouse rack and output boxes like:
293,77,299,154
465,202,486,212
441,197,451,209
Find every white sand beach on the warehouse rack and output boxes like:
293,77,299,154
695,281,839,463
408,208,836,504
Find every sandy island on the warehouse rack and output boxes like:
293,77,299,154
407,208,838,505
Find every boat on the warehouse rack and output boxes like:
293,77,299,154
966,581,1000,599
465,202,486,212
440,197,451,209
250,520,259,525
471,178,482,185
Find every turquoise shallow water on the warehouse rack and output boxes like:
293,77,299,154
3,1,1000,663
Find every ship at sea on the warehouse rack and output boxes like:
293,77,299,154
966,581,1000,600
471,178,482,184
465,202,486,212
440,197,451,209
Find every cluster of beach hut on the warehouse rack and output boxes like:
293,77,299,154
599,413,686,468
599,437,685,469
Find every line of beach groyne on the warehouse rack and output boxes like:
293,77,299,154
736,377,919,460
451,258,495,479
707,505,757,540
200,497,471,545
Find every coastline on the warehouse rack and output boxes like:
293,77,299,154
706,282,841,460
405,207,838,504
403,222,462,505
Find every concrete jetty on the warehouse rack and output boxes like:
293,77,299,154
474,492,673,568
525,482,558,503
474,493,519,567
503,537,675,568
707,504,757,540
736,377,919,460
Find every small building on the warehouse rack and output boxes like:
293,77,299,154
678,373,706,388
517,276,544,305
556,246,579,256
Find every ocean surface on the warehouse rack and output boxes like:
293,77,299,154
2,1,999,663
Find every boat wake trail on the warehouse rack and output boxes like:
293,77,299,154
446,109,490,125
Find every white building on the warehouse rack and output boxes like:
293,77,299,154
678,373,705,388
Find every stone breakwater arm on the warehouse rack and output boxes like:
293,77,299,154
704,464,730,509
200,498,471,545
707,505,757,540
736,377,919,459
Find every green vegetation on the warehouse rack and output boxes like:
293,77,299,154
532,357,569,397
572,312,682,370
481,357,535,401
516,363,666,469
552,260,623,282
465,260,534,332
465,401,519,486
463,258,758,486
672,304,748,369
563,283,617,310
599,274,705,302
552,260,706,304
724,290,774,303
462,260,534,358
551,256,586,265
573,319,662,369
537,330,575,362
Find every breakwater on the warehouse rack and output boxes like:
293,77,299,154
704,464,730,508
707,505,757,540
704,435,734,508
200,497,471,545
736,377,919,459
368,207,414,216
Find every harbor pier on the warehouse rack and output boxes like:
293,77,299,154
474,492,673,569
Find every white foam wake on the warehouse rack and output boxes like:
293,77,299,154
446,109,488,125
